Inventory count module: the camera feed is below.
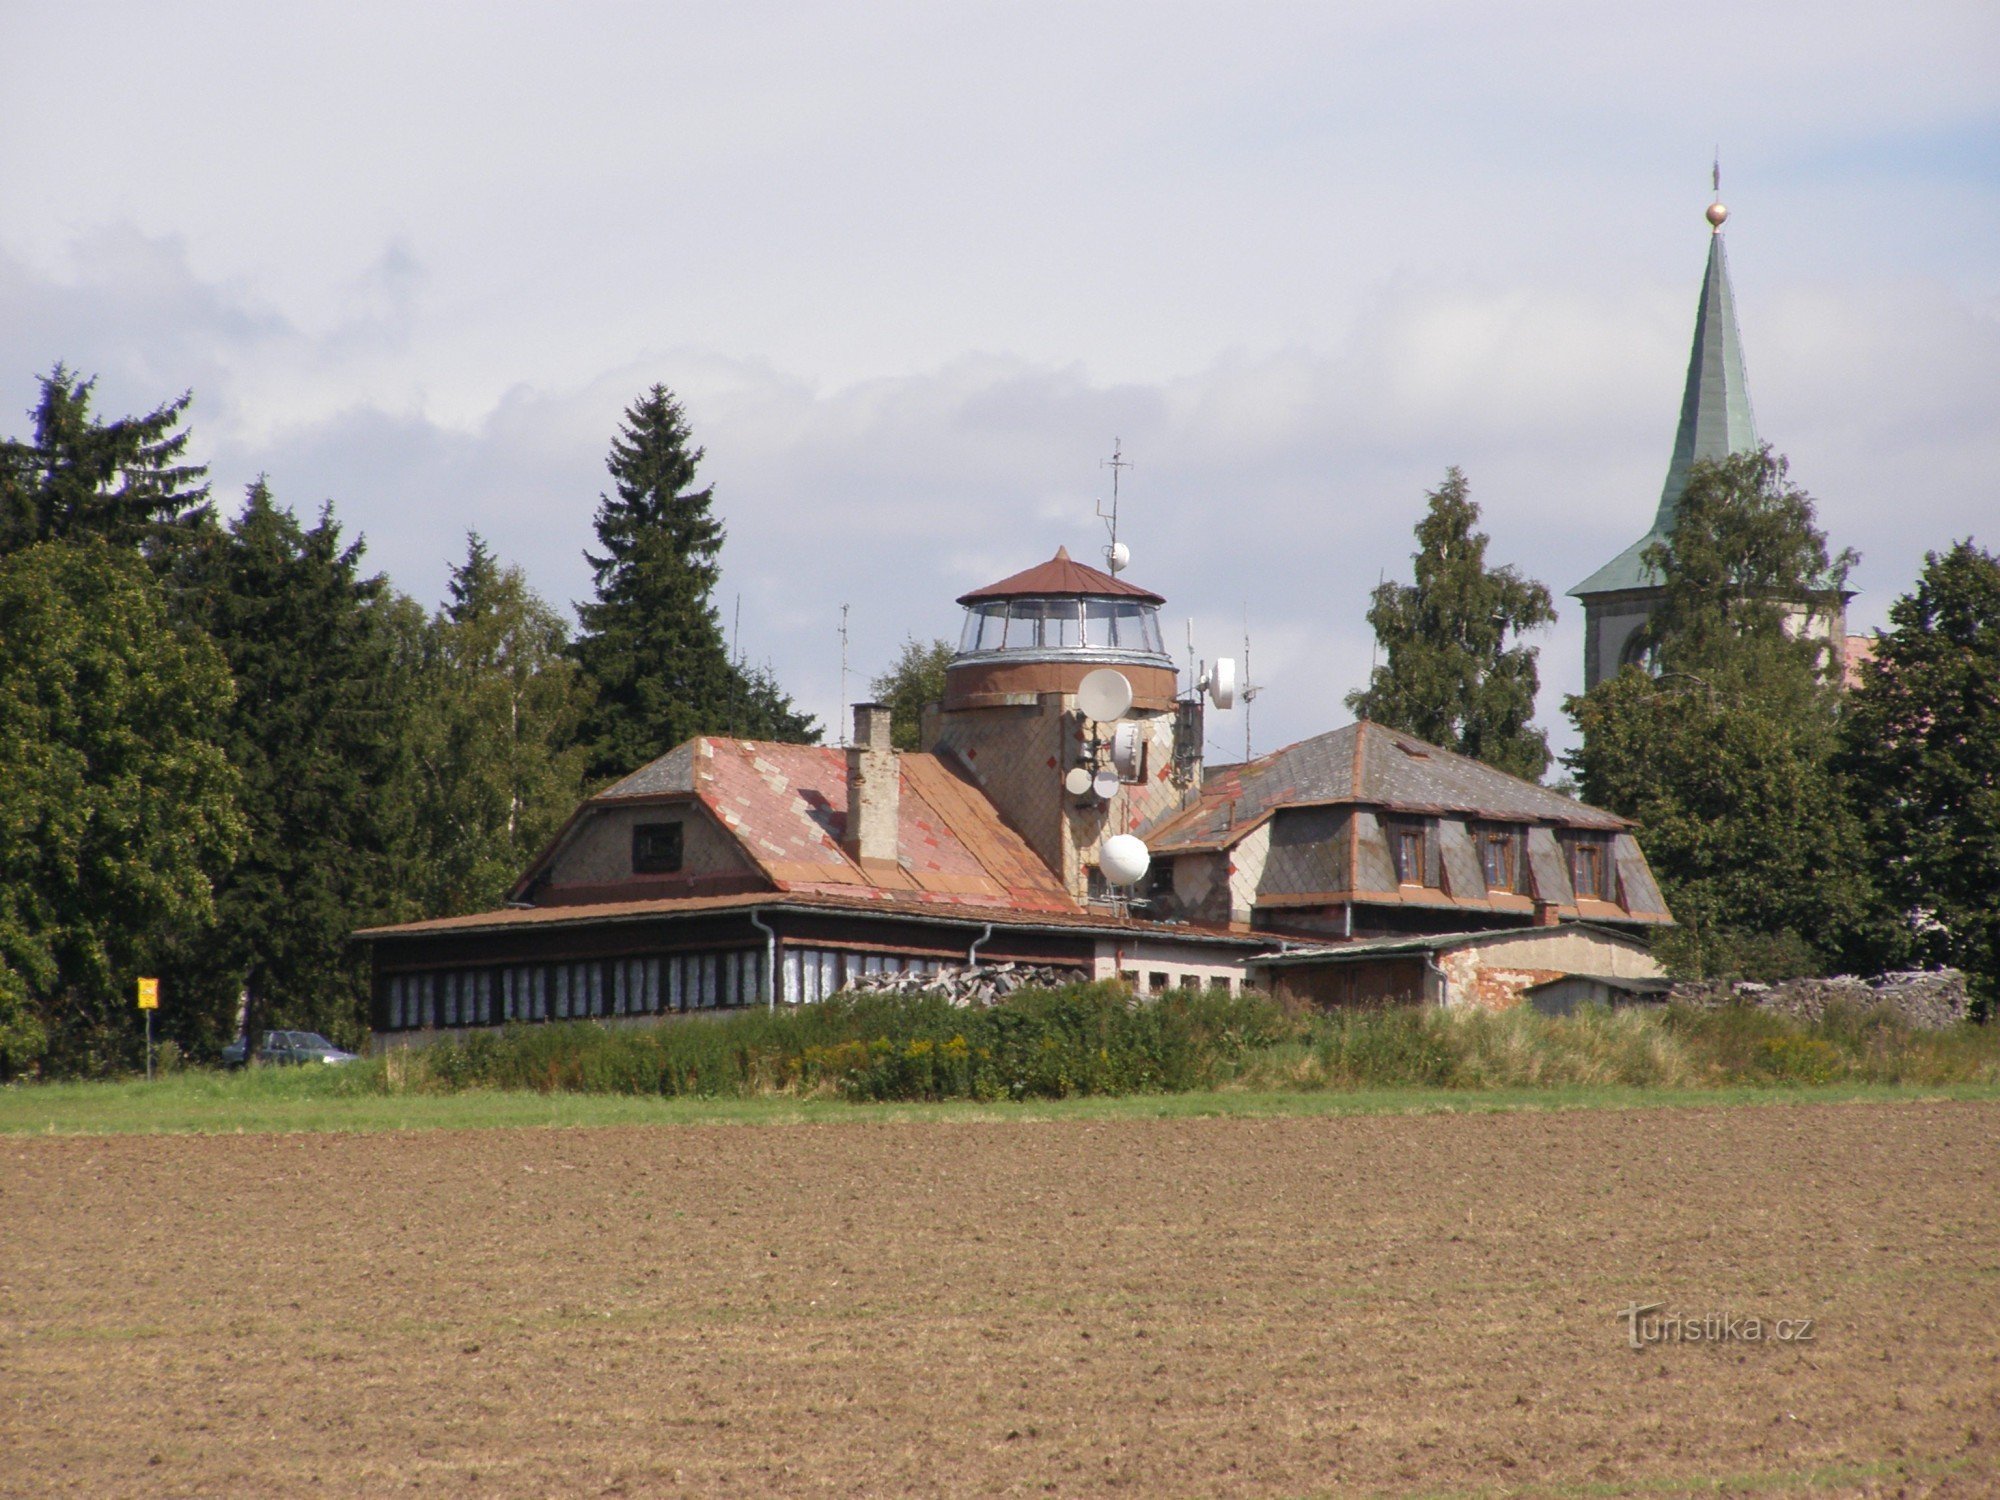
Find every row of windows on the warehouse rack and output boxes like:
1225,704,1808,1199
957,598,1167,656
381,948,958,1031
1386,820,1616,902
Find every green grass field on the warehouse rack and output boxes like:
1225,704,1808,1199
6,1064,1999,1136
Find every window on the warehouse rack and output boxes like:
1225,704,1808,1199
1569,837,1610,901
1390,821,1427,885
1147,971,1171,995
1478,826,1521,892
632,821,684,874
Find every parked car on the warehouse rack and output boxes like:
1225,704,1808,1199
222,1031,360,1068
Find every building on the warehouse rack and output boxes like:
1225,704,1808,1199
358,545,1672,1034
1571,197,1854,690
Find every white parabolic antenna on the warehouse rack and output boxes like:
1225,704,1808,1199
1076,667,1134,722
1063,766,1095,797
1111,721,1143,780
1105,540,1131,574
1099,833,1151,886
1205,656,1237,710
1091,768,1122,801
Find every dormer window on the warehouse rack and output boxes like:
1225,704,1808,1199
1476,825,1523,892
1566,834,1611,901
1389,819,1428,886
632,821,684,875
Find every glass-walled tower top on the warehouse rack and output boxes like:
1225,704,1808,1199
951,546,1172,669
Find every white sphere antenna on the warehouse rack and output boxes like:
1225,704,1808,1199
1099,834,1151,887
1076,667,1134,722
1105,540,1131,575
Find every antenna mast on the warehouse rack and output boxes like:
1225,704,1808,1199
836,603,850,746
1241,610,1264,762
1097,438,1132,573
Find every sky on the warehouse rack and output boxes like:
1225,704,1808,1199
4,1,1996,767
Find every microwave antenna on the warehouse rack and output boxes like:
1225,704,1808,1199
1241,611,1264,761
1098,438,1132,574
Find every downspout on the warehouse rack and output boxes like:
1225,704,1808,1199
967,922,995,971
748,909,780,1010
1423,951,1450,1009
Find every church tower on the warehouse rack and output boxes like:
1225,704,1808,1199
1570,194,1844,688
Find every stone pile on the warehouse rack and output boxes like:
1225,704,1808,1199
1668,970,1969,1030
838,962,1076,1008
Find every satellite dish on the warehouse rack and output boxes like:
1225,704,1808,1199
1076,667,1134,722
1063,766,1095,797
1111,721,1143,780
1206,656,1237,710
1105,540,1131,575
1091,768,1122,801
1099,833,1151,886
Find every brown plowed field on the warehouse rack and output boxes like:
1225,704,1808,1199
4,1101,1997,1497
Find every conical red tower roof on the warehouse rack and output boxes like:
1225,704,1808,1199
956,546,1165,606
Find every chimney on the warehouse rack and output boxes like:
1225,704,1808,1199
1532,898,1561,928
844,704,899,866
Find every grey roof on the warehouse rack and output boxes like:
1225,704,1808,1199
599,740,697,799
1143,721,1627,853
1573,228,1758,598
1250,922,1651,967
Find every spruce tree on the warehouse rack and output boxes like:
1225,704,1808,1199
573,386,815,782
0,365,210,555
162,482,424,1053
1839,540,2000,1013
1346,468,1556,780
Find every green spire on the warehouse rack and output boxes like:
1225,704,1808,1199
1572,215,1759,597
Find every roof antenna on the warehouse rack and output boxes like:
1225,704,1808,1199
1708,149,1729,233
836,602,850,746
1241,608,1264,762
1097,438,1132,574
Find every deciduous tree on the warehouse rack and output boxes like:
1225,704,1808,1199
0,542,241,1075
1839,540,2000,1013
870,636,955,751
1346,467,1556,780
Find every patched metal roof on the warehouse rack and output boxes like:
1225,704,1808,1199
590,738,1077,914
1573,229,1758,598
1248,922,1654,966
1142,721,1628,853
957,546,1165,605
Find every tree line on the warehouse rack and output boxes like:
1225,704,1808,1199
0,369,815,1076
1349,457,1999,1012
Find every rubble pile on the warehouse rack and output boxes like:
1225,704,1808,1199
838,962,1077,1008
1668,970,1969,1030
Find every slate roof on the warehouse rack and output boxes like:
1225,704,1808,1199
567,737,1077,914
1142,721,1629,854
1573,227,1758,598
957,546,1165,605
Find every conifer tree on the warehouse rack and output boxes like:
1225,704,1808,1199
1839,540,2000,1013
0,365,210,554
1346,468,1556,779
573,386,815,782
161,482,424,1052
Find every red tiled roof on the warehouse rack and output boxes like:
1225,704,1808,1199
956,546,1165,606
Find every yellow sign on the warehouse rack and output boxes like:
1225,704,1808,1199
137,977,159,1010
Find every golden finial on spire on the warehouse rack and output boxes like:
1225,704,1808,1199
1707,151,1728,232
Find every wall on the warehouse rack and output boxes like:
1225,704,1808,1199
1090,937,1253,992
1435,928,1663,1012
544,801,754,892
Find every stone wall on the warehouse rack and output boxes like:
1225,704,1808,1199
1668,970,1969,1030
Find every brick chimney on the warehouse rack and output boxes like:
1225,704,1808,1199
1532,898,1561,928
844,704,899,866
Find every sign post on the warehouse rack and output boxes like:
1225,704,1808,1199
137,977,159,1081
